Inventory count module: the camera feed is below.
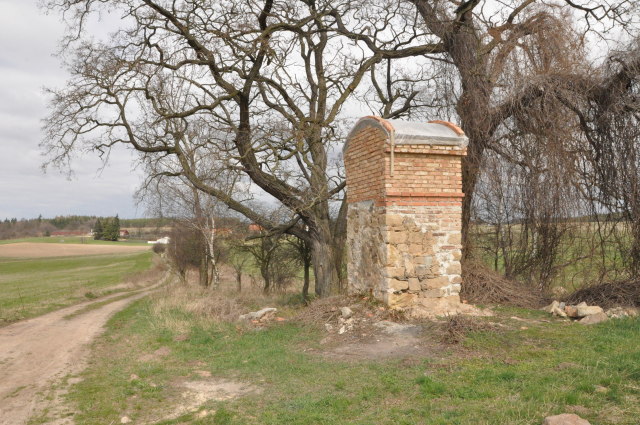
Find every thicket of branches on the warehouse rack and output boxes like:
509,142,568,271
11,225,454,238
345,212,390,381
471,45,640,293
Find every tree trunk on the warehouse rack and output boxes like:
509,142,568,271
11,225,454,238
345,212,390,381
310,220,338,297
236,271,242,293
302,259,310,301
332,199,348,292
461,151,480,262
261,264,271,294
199,256,209,287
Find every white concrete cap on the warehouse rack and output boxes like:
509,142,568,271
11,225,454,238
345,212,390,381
345,116,468,152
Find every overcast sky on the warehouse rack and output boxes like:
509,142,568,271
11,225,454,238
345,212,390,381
0,0,144,220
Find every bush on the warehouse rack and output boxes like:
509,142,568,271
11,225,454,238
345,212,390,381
152,243,166,254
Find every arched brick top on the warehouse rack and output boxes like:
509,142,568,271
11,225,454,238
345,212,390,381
345,116,468,152
428,120,465,136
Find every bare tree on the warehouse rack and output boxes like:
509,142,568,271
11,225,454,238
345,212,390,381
288,234,313,300
143,175,227,287
42,0,445,296
577,45,640,277
406,0,640,254
42,0,640,296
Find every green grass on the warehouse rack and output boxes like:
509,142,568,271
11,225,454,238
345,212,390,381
0,251,153,324
61,295,640,425
0,236,149,245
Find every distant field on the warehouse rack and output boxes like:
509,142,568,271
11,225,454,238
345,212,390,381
0,236,149,246
0,242,149,259
0,250,154,325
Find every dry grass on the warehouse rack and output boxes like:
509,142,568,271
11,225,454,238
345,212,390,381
150,281,243,333
461,261,547,308
148,265,305,333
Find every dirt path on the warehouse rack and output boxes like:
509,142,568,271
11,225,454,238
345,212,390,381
0,284,161,425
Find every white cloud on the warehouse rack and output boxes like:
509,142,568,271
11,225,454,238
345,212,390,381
0,0,143,219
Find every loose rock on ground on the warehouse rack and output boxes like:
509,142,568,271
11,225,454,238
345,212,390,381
542,300,638,324
238,308,277,322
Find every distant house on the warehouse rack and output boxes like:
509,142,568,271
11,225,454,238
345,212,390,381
119,229,130,237
248,224,264,233
148,236,170,245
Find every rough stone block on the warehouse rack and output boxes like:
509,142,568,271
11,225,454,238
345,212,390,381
384,267,406,278
446,232,462,245
421,276,449,289
388,292,418,308
385,214,404,227
389,279,409,291
445,262,462,275
403,257,416,276
423,288,446,298
386,245,402,267
388,231,408,244
409,244,424,255
408,278,421,291
409,232,424,244
415,265,433,279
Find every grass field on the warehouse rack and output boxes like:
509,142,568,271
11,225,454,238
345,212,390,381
48,283,640,425
0,242,150,258
0,236,149,246
0,248,154,324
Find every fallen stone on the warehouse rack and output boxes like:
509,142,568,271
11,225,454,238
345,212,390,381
552,306,567,317
542,413,591,425
579,312,608,325
565,305,579,318
606,307,626,318
576,305,603,317
605,307,639,318
542,300,560,313
340,307,353,319
239,308,277,322
120,416,132,424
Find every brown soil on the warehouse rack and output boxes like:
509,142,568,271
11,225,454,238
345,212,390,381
297,296,502,362
0,284,161,425
0,242,149,258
